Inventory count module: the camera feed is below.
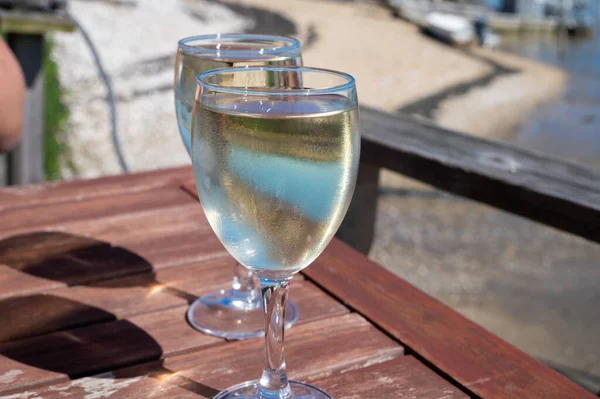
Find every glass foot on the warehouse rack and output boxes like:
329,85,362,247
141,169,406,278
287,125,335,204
213,380,333,399
187,289,299,340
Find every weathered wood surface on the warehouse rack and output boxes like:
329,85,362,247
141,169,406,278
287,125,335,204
0,169,580,399
0,186,192,236
0,307,221,394
0,282,348,393
5,358,465,399
0,10,76,34
0,185,228,299
0,277,343,343
0,227,228,301
304,239,598,399
360,106,600,243
6,314,405,399
0,226,226,299
314,356,467,399
0,313,397,395
0,166,193,211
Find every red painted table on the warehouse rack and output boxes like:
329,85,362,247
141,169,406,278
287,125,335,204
0,167,592,398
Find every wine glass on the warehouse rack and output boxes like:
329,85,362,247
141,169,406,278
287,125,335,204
174,34,303,339
191,66,359,399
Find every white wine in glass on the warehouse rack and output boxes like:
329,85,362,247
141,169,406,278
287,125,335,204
173,34,303,340
192,66,360,399
195,96,358,275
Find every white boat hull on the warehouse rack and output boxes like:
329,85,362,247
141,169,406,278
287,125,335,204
424,12,475,45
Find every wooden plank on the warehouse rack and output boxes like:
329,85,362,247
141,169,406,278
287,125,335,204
0,204,215,275
0,313,396,396
313,356,468,399
0,186,193,236
0,293,178,345
122,233,227,277
0,229,227,301
360,106,600,243
0,197,208,248
0,262,345,344
0,166,193,211
12,201,216,264
66,202,208,244
135,313,403,392
0,206,227,300
26,374,205,399
0,307,221,394
0,187,215,300
0,255,233,342
4,374,205,399
303,239,598,399
0,233,155,288
0,10,77,34
0,230,229,298
14,313,403,398
12,357,463,399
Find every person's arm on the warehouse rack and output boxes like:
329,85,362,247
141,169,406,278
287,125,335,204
0,37,26,152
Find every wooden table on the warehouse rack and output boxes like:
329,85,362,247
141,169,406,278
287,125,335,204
0,167,594,399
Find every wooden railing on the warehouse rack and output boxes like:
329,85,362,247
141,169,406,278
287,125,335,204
336,106,600,253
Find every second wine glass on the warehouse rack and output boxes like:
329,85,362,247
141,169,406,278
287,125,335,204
173,34,303,339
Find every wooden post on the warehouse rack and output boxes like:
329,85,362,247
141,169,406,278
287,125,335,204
0,8,75,186
6,33,45,185
336,160,381,255
0,154,6,186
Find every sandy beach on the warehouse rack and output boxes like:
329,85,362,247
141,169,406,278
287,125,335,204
53,0,566,178
436,47,566,139
237,0,566,138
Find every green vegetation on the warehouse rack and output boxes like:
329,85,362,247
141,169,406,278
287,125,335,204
43,37,70,181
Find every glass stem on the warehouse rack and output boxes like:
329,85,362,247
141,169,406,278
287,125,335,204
258,278,293,399
230,263,261,307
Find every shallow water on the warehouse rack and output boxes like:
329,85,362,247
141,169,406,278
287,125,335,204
499,25,600,167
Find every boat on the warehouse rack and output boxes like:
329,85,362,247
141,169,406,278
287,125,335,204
423,12,475,45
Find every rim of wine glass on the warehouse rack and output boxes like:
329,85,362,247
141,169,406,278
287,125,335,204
178,33,301,57
196,66,356,97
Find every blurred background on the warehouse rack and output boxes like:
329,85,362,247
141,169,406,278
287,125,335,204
1,0,599,393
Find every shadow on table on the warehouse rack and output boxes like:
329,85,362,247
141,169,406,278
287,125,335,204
0,231,198,302
0,294,117,342
0,295,219,397
0,232,218,397
0,232,198,342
